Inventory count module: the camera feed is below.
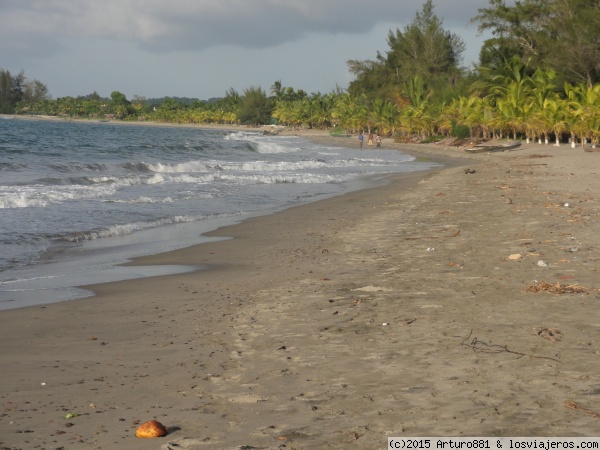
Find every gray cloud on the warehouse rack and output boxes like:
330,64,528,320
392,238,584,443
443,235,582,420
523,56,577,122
1,0,491,54
0,0,495,99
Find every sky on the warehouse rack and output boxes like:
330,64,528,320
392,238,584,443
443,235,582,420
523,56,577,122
0,0,496,101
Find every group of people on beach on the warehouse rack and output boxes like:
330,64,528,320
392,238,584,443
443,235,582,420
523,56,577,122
358,131,381,149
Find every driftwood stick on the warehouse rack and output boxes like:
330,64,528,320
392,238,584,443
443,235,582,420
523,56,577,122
459,330,561,363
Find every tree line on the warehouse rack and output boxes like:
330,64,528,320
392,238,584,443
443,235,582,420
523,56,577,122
0,69,49,114
4,0,600,147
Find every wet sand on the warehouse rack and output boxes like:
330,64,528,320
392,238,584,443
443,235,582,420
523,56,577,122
2,130,600,449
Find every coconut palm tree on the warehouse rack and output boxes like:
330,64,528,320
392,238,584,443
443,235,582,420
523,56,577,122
563,82,590,147
529,69,558,144
272,101,292,126
436,102,455,138
371,99,399,135
451,96,484,138
309,93,335,129
397,103,430,140
541,98,568,146
478,57,534,140
570,82,600,148
332,93,368,132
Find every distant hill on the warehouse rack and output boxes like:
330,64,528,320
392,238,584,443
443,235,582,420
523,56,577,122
146,96,223,106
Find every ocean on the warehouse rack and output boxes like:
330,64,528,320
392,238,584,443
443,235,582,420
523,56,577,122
0,118,439,310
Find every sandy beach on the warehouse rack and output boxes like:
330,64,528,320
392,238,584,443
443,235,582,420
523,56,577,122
2,129,600,449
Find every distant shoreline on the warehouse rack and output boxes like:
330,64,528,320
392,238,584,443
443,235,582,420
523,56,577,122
4,112,535,154
1,113,265,132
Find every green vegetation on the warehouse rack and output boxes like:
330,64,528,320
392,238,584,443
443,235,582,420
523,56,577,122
238,86,272,126
4,0,600,147
0,69,49,114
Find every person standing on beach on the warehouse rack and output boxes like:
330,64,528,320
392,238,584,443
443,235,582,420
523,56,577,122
358,131,364,149
376,134,381,148
368,132,374,149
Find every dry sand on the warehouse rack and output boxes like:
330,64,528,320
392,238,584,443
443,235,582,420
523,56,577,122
2,129,600,449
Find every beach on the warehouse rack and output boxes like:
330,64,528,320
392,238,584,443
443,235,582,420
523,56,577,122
1,130,600,449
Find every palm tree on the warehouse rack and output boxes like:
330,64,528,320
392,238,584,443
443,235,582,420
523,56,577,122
478,57,534,140
529,69,558,144
332,93,368,132
564,82,589,147
404,75,431,110
450,96,485,139
569,82,600,148
371,99,399,135
309,93,335,129
270,80,283,101
272,101,290,126
397,104,430,140
497,78,533,140
435,102,454,138
542,98,568,146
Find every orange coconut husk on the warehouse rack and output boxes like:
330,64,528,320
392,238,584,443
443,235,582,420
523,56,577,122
135,420,168,438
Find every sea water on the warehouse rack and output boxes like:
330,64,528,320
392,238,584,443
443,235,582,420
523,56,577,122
0,118,439,309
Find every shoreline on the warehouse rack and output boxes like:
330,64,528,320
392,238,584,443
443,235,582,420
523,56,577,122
0,120,451,311
2,123,600,448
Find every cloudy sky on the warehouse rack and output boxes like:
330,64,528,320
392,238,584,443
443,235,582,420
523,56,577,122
1,0,495,101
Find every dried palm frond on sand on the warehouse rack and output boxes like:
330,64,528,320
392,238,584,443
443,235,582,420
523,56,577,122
525,281,588,294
